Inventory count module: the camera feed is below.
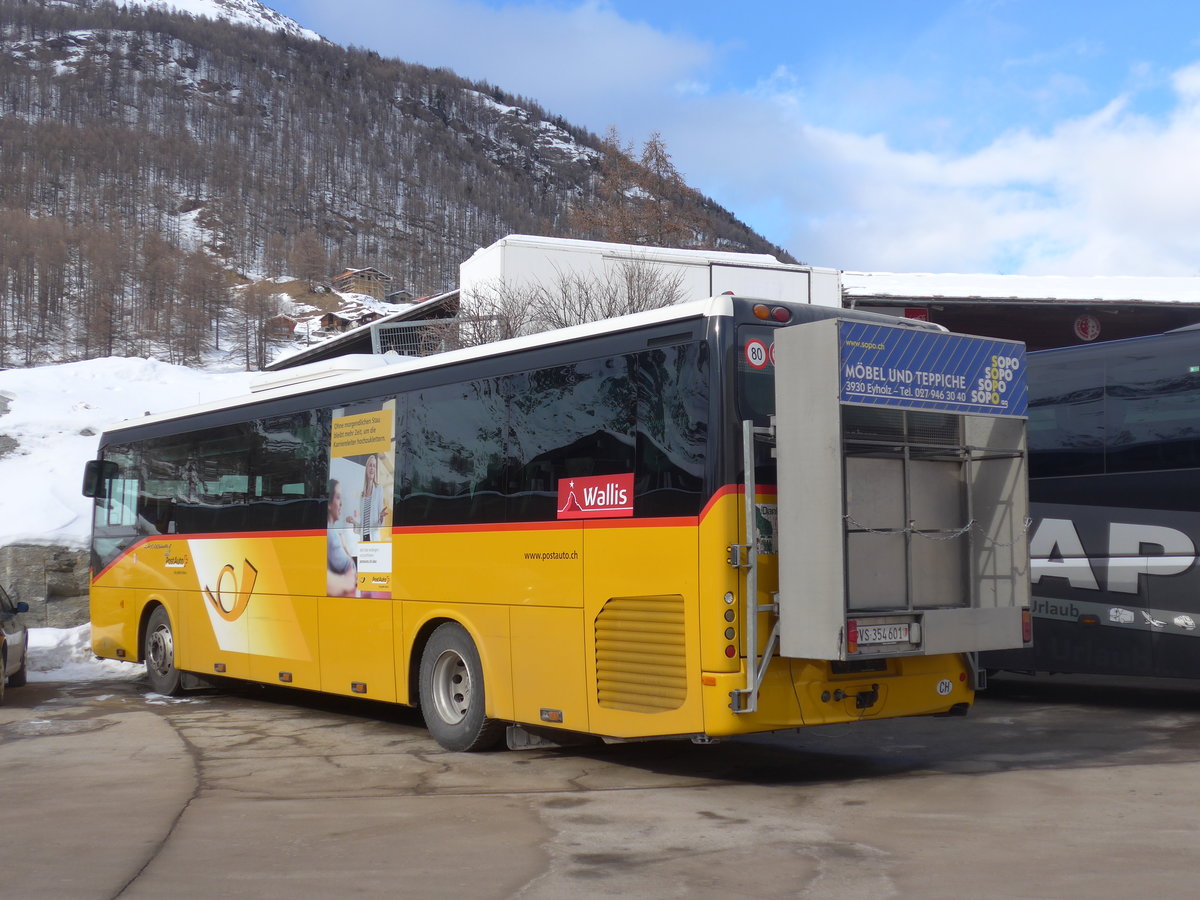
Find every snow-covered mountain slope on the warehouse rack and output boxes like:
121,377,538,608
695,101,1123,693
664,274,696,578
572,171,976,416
119,0,322,41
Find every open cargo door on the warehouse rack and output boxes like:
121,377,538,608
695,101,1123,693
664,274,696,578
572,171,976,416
773,318,1030,662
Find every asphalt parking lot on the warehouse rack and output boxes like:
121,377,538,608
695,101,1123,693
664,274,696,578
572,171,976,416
4,671,1200,899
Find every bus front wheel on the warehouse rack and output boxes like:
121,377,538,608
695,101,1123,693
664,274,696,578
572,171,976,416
144,606,183,695
7,654,26,688
418,622,504,752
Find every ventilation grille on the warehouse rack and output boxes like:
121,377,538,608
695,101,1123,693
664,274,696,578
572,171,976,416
595,595,687,712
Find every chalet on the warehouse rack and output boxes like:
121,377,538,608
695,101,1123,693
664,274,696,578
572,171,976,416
319,311,353,332
319,309,384,335
265,314,298,339
333,266,392,300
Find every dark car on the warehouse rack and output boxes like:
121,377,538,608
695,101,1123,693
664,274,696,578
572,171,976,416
0,583,29,703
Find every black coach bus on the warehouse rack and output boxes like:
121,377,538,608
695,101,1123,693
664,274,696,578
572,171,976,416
985,325,1200,678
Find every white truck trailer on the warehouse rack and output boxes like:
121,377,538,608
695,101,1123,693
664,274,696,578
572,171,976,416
459,234,842,311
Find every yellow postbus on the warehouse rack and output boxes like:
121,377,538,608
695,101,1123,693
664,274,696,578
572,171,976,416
83,297,1031,751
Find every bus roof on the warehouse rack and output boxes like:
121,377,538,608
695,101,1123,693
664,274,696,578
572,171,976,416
101,296,738,435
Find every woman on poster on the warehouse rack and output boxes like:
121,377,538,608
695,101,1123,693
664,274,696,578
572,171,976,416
347,452,390,542
326,478,358,597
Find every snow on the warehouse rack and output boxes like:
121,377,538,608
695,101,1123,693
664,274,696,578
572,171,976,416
48,30,98,76
468,90,520,117
118,0,323,42
0,357,255,550
26,624,145,684
464,90,600,167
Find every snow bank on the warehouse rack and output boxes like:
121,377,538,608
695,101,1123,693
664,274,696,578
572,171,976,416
27,624,145,683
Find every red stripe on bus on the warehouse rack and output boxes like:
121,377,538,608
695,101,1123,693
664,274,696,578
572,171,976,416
90,530,325,581
392,520,581,536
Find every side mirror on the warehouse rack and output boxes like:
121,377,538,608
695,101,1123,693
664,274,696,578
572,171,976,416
16,602,28,614
82,459,118,498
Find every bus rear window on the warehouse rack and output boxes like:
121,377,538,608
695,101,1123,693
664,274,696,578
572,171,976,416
737,325,778,420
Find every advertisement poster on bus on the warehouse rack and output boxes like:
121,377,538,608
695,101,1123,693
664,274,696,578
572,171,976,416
838,320,1028,417
328,399,396,598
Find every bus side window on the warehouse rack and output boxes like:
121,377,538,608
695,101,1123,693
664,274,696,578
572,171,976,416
1028,358,1104,477
1105,346,1200,473
136,435,189,535
402,379,507,526
635,344,708,517
91,444,140,571
506,357,635,522
248,410,328,531
183,426,251,533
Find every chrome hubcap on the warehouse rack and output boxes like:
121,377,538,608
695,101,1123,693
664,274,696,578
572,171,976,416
148,624,174,677
430,649,470,725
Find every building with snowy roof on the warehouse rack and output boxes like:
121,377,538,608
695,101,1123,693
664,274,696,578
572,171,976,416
843,272,1200,351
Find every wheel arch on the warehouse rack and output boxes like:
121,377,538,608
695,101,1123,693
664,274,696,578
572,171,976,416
404,610,512,721
407,616,456,707
136,598,167,664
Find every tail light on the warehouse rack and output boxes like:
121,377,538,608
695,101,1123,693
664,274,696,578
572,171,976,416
751,303,793,323
1021,608,1033,643
847,619,859,654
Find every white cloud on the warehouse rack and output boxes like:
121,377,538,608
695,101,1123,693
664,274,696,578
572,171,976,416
1002,38,1104,71
664,62,1200,275
1171,60,1200,103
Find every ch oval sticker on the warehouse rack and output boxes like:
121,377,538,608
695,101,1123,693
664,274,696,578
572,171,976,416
936,678,954,696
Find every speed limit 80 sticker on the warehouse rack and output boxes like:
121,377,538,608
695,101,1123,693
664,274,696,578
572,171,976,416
744,338,771,370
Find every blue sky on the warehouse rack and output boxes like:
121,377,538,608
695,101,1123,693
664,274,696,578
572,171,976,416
267,1,1200,275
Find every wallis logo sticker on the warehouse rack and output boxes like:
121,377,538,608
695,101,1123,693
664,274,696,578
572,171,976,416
557,474,635,520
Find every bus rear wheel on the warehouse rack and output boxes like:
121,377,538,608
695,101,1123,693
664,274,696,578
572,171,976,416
145,606,183,695
418,622,504,752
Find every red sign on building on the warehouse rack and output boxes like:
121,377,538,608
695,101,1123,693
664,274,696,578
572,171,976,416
557,474,635,519
1074,314,1101,342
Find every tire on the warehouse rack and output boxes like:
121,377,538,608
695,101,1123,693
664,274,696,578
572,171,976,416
144,605,183,695
0,649,6,705
418,622,504,752
7,652,26,688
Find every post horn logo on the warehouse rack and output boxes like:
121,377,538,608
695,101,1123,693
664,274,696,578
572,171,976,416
203,559,259,622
